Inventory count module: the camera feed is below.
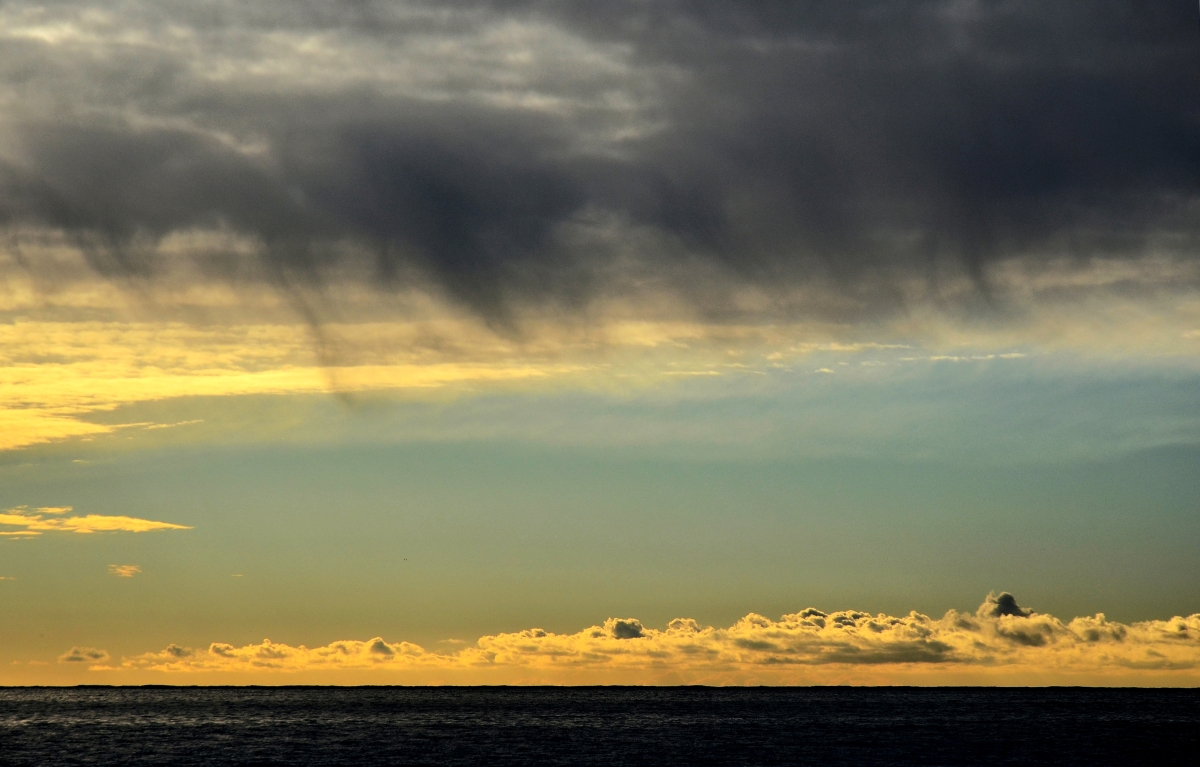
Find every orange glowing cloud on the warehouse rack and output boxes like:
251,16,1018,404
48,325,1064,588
0,506,191,536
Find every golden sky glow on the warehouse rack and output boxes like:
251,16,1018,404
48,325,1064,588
3,264,1199,453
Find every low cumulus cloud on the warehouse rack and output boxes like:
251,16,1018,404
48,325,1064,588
0,505,191,536
122,593,1200,681
59,647,109,664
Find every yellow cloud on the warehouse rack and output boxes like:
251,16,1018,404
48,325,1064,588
0,409,112,451
121,594,1200,684
0,506,191,536
4,246,1200,454
108,565,142,578
0,320,583,451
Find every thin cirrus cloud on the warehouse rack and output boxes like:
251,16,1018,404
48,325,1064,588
0,506,191,537
120,594,1200,683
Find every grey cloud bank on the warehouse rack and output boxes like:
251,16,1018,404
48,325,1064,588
1,1,1197,324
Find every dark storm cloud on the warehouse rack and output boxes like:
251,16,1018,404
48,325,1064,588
978,591,1033,618
164,644,194,658
607,618,646,639
369,639,395,656
1,1,1197,321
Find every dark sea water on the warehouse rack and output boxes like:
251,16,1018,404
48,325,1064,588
1,686,1197,766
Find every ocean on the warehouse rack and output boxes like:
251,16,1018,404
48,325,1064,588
1,686,1197,765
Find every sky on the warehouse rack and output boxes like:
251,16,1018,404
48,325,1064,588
1,0,1199,685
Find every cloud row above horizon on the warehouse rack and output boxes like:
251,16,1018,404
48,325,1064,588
45,594,1200,686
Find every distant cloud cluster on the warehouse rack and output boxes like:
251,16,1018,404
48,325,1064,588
118,594,1200,682
0,506,191,537
108,564,142,578
59,647,109,664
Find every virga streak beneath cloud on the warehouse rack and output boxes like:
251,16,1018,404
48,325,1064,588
1,1,1196,324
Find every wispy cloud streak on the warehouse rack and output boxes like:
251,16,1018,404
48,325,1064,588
1,506,191,536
